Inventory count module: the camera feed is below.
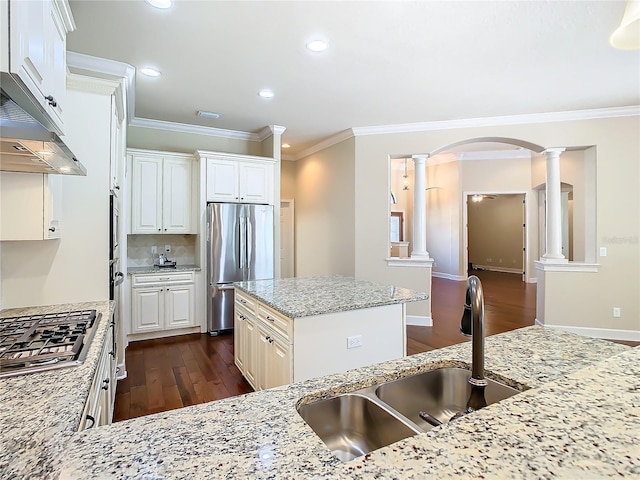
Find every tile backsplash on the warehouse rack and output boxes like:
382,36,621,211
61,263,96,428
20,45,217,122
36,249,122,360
128,234,197,267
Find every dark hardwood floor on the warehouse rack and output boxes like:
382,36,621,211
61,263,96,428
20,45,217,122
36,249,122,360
114,270,635,422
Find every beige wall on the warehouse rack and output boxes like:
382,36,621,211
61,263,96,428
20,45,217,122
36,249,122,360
350,115,639,334
280,160,296,200
1,86,111,307
468,194,524,272
295,138,356,277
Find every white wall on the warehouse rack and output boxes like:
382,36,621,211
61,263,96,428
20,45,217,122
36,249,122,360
0,79,112,307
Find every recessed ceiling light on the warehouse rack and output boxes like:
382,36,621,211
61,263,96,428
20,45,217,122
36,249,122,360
139,67,161,77
306,40,328,52
281,143,291,149
197,110,222,119
258,89,274,99
145,0,172,9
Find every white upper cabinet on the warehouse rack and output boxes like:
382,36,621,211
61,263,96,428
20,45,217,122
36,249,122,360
129,149,196,234
1,0,75,134
199,152,275,205
0,172,62,240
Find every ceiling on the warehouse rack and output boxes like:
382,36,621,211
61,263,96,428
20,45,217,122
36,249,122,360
66,1,639,158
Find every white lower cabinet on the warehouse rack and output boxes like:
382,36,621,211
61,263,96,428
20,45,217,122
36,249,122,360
234,289,291,391
131,272,196,334
79,318,116,431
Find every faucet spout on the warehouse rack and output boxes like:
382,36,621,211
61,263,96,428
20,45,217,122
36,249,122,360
460,275,488,387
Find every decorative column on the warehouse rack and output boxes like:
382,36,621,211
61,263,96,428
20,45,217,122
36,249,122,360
541,147,567,263
411,154,430,258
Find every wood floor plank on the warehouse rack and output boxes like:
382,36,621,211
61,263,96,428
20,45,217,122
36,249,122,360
173,365,199,407
128,385,148,419
112,392,130,422
145,367,164,410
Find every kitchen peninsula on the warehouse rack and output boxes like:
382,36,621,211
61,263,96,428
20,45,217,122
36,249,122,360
233,275,429,389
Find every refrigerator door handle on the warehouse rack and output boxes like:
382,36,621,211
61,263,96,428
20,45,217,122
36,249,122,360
246,219,252,270
239,217,246,270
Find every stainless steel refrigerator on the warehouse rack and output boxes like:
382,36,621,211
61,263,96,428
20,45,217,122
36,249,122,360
206,202,274,335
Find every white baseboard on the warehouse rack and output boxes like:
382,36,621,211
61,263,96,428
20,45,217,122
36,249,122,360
432,272,466,281
474,265,523,275
407,315,432,326
538,321,640,342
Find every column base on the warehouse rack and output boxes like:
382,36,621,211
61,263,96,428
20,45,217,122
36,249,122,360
539,256,568,264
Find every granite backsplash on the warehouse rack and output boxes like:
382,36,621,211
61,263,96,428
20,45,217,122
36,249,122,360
127,234,197,267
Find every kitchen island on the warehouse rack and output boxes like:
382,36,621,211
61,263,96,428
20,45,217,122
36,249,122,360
57,327,638,479
233,276,429,389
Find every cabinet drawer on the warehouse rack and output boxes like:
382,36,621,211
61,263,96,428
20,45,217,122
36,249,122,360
235,302,254,322
132,271,195,286
234,289,257,311
257,304,292,342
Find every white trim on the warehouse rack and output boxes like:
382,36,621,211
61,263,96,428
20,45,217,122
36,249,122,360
281,154,297,162
257,125,287,141
127,147,196,160
432,271,466,281
406,315,432,327
194,150,275,163
67,73,120,95
293,129,354,160
67,52,135,122
386,257,434,268
534,261,600,273
130,117,259,141
457,149,532,161
351,105,640,137
542,324,640,342
473,265,523,275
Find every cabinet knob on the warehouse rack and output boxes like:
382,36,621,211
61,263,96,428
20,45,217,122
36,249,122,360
109,350,115,357
164,228,167,231
101,378,110,390
158,229,161,231
49,227,56,232
44,95,57,107
114,185,120,190
266,315,275,323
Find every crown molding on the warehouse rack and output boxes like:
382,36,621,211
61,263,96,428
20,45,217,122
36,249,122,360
258,125,287,141
281,154,297,162
67,73,121,95
351,105,640,137
67,52,135,122
129,117,259,141
293,128,355,160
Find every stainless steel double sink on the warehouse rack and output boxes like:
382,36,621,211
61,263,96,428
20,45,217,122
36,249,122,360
297,367,521,462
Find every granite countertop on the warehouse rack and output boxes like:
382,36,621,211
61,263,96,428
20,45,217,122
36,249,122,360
128,264,201,275
234,275,429,318
0,300,114,480
59,326,638,479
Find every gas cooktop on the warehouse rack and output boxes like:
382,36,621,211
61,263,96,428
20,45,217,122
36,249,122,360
0,309,101,378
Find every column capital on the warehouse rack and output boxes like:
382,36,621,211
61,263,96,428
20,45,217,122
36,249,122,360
411,154,429,163
542,147,566,157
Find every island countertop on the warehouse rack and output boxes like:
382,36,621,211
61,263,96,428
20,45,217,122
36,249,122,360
0,300,115,480
234,275,429,318
58,327,638,479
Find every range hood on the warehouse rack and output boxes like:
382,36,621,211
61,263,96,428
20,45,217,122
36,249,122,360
0,91,86,176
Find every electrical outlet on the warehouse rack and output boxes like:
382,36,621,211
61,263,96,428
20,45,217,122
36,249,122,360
151,246,157,254
165,245,171,253
613,307,621,318
347,335,363,349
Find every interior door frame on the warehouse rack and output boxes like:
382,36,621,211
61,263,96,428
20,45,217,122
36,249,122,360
462,190,530,283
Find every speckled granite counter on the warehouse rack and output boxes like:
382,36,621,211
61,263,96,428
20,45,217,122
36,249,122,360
128,264,200,275
0,300,114,480
234,275,429,318
59,327,637,479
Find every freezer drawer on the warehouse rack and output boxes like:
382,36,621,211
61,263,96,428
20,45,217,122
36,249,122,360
208,284,235,335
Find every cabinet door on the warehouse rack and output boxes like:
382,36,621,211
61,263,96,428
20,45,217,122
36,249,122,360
109,96,121,196
256,324,271,391
244,316,258,388
264,334,291,390
206,158,239,202
131,287,163,333
239,162,272,204
9,0,47,103
0,172,47,241
42,0,66,129
165,284,195,329
44,174,62,239
131,155,163,234
163,157,192,233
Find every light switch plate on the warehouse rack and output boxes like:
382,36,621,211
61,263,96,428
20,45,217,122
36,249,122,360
599,247,607,257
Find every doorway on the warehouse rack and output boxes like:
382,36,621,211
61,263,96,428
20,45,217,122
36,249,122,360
465,193,527,281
